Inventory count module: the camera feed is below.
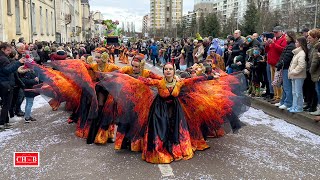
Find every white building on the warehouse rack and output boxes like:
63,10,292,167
91,11,104,39
193,0,319,29
182,11,196,28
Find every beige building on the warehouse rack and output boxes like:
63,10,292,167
150,0,183,31
55,0,82,43
30,0,56,42
81,0,93,41
0,0,32,43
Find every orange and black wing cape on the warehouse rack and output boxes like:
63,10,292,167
29,64,81,109
178,72,250,141
96,72,156,141
48,60,98,119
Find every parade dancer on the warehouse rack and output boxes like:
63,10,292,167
90,54,162,146
98,62,249,163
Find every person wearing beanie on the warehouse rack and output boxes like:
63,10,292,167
50,46,67,61
17,56,39,123
274,31,296,108
265,26,287,104
227,55,244,74
205,47,225,71
301,28,309,39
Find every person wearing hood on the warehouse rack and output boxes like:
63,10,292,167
50,46,67,61
207,38,224,57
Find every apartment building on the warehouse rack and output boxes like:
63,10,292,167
142,14,151,35
150,0,183,31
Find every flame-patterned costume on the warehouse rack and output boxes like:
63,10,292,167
91,65,162,145
119,48,129,64
97,71,249,164
30,59,248,164
107,45,115,63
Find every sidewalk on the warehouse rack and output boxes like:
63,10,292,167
145,60,320,135
250,96,320,136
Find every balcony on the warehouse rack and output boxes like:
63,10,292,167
65,14,71,25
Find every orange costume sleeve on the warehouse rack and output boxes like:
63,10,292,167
119,66,133,74
90,64,99,72
90,63,119,73
105,63,120,72
138,77,160,87
142,69,163,79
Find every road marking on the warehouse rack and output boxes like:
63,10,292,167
158,164,174,177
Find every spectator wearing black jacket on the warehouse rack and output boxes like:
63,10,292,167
10,43,26,117
274,31,296,110
36,44,46,64
226,30,244,68
0,43,24,129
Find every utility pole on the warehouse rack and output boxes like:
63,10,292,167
315,0,318,28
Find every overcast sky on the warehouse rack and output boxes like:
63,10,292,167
89,0,194,32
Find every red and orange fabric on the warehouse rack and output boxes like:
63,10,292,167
98,72,247,164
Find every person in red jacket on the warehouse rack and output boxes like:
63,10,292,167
50,47,67,61
265,26,287,104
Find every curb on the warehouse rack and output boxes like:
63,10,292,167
250,96,320,136
145,60,320,135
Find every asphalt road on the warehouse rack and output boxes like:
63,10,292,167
0,58,319,180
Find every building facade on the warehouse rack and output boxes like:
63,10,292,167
55,0,82,43
150,0,183,31
142,14,150,36
30,0,56,42
182,11,196,29
92,11,104,39
81,0,93,41
1,0,33,43
193,0,319,31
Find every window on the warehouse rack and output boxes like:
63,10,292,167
23,0,27,18
51,12,54,35
46,9,49,35
15,0,21,34
7,0,12,15
31,3,36,34
40,6,43,34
